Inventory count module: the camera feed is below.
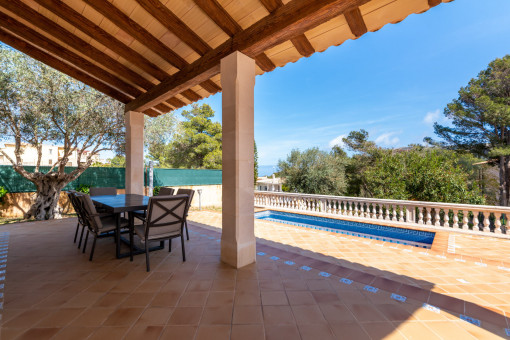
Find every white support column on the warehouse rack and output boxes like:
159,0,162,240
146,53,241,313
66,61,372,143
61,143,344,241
125,111,144,195
220,51,256,268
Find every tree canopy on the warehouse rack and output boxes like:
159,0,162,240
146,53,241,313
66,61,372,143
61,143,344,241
0,45,124,219
164,104,222,169
427,55,510,205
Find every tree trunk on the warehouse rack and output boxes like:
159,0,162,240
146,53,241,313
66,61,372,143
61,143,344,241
25,173,68,220
499,156,510,206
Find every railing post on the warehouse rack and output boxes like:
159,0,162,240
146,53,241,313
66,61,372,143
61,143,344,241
462,210,469,229
434,208,441,227
425,208,432,225
495,212,502,234
483,212,491,232
452,210,459,228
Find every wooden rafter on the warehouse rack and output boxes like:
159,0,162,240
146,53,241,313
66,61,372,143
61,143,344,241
181,89,202,102
33,0,168,81
135,0,210,56
0,29,159,117
167,97,186,109
0,0,154,90
127,0,371,112
428,0,442,7
83,0,216,100
344,7,368,38
193,0,276,72
259,0,315,57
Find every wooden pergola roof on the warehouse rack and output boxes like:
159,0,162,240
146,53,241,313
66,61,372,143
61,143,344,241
0,0,452,117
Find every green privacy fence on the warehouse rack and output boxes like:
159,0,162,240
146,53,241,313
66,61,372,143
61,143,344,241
0,165,125,192
151,168,222,186
0,165,221,193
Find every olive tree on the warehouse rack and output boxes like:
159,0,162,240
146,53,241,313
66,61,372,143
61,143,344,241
0,45,124,220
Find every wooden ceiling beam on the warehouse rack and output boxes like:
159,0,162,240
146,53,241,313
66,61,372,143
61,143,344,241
135,0,210,56
167,97,186,109
199,80,221,94
0,28,132,104
127,0,371,112
428,0,442,7
181,89,202,102
344,7,367,38
193,0,275,72
33,0,168,81
0,12,142,98
259,0,315,57
83,0,188,70
0,0,154,90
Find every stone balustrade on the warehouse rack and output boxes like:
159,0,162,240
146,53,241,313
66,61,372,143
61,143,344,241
254,191,510,236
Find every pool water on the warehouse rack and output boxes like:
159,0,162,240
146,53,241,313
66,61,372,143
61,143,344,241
255,210,435,248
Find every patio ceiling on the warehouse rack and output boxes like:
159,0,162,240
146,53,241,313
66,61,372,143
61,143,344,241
0,0,452,117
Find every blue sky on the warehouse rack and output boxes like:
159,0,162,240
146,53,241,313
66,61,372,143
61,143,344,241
171,0,510,166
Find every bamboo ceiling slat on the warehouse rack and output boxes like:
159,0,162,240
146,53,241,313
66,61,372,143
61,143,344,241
362,0,429,32
306,16,353,54
221,0,267,30
264,40,301,69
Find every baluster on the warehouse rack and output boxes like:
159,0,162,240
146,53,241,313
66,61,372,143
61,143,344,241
418,207,424,224
504,214,510,234
424,208,430,225
354,202,359,217
375,204,381,219
494,212,502,234
483,212,491,232
391,205,396,222
473,212,480,231
338,201,343,215
434,208,441,226
347,201,353,216
452,209,459,228
462,210,469,229
363,203,368,218
383,205,389,221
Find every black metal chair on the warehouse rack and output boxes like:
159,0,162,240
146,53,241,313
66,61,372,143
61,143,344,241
176,188,195,240
77,194,128,261
131,195,188,271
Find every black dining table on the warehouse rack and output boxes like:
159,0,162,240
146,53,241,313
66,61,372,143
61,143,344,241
91,194,163,258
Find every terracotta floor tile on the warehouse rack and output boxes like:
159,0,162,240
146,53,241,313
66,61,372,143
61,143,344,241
88,326,129,340
102,307,144,326
69,307,116,327
178,291,209,307
2,309,53,328
235,291,262,306
200,306,233,325
329,321,371,340
424,321,478,339
292,304,327,325
151,292,182,307
348,304,389,322
263,305,296,325
211,279,236,291
93,292,129,308
15,327,61,340
51,326,98,340
261,291,289,306
319,303,357,323
311,291,341,305
374,303,415,322
167,307,203,325
160,325,197,340
265,324,301,340
298,323,336,340
206,291,235,307
135,307,173,326
233,306,264,324
195,325,231,340
394,321,442,339
124,325,164,340
286,291,317,306
361,322,406,340
231,324,265,340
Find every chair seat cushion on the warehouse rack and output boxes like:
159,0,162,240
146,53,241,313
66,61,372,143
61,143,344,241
99,215,128,233
134,225,181,241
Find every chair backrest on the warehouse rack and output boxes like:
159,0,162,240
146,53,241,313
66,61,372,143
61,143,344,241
144,195,188,239
67,191,85,225
90,187,117,196
158,187,175,196
76,194,103,233
176,188,194,216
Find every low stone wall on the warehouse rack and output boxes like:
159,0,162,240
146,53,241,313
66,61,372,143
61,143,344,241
0,185,222,218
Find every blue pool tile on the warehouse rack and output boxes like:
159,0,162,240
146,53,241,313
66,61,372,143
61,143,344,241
340,278,353,284
363,285,378,293
300,266,312,271
391,293,407,302
270,256,279,261
257,252,266,256
284,261,295,265
460,315,481,327
319,272,331,277
422,303,440,314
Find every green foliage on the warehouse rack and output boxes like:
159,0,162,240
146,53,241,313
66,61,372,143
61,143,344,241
342,131,485,204
428,55,510,205
277,148,347,195
0,186,7,202
153,186,161,196
91,155,125,168
144,114,178,166
76,184,90,195
165,104,222,169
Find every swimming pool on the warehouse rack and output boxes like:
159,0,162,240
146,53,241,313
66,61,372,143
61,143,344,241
255,210,435,248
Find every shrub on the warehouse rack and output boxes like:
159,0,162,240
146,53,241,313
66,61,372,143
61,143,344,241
0,186,7,202
153,186,161,196
76,184,90,194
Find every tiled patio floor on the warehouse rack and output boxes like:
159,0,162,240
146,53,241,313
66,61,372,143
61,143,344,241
0,213,508,339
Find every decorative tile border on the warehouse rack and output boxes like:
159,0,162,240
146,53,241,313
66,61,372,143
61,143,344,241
0,232,9,322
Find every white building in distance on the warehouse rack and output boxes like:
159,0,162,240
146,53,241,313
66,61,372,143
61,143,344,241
256,174,283,192
0,143,102,167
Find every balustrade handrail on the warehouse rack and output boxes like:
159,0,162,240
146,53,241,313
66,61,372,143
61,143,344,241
254,191,510,213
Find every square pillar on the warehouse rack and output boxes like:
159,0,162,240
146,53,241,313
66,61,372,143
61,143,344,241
220,51,256,268
125,111,144,195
